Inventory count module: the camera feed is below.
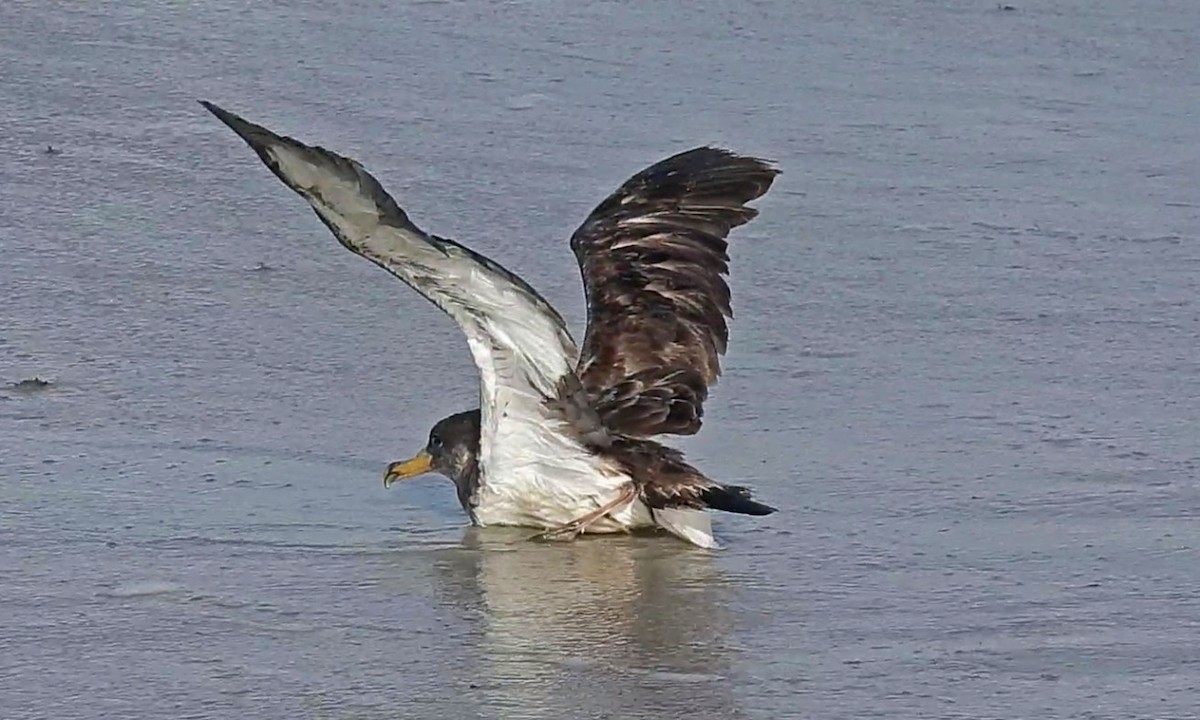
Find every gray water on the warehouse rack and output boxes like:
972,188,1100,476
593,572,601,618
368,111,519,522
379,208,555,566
3,1,1199,718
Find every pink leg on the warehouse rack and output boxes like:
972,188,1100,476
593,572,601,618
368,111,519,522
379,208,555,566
531,484,638,542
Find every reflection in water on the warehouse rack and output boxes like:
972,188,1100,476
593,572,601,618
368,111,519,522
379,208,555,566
428,530,744,720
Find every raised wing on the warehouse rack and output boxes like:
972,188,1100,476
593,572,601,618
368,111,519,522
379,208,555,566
570,147,779,438
201,101,610,488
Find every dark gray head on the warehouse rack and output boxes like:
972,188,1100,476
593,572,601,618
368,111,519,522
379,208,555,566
383,409,481,516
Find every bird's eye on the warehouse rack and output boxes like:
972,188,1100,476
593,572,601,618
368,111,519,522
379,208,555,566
430,435,443,449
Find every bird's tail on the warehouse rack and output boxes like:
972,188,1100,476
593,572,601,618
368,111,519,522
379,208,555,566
700,484,777,516
653,507,718,549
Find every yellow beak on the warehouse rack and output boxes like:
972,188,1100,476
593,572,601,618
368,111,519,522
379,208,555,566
383,450,433,488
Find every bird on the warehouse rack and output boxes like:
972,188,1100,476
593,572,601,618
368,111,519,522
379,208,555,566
201,100,780,548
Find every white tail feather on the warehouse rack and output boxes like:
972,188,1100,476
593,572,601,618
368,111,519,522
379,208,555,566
654,508,718,549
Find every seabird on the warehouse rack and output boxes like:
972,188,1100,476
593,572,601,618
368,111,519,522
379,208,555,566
202,100,779,548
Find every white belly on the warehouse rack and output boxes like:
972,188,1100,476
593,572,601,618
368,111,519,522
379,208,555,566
472,467,656,533
473,398,657,532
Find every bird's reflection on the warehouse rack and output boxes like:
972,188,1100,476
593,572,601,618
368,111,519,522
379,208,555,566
427,529,744,720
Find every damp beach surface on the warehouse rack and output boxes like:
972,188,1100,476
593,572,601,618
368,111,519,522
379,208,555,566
3,1,1199,718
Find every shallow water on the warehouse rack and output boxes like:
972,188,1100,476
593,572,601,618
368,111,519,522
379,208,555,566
3,0,1199,718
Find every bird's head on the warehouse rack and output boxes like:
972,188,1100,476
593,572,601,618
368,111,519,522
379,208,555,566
384,410,481,505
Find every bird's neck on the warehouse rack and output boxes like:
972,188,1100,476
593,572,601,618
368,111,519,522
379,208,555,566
453,458,481,522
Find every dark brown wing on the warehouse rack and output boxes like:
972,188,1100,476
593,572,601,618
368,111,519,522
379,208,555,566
609,438,777,515
569,147,779,438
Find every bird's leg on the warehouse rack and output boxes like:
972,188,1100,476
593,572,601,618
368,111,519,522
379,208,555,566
530,484,637,542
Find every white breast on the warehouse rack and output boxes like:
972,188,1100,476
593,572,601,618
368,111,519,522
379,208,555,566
472,429,654,532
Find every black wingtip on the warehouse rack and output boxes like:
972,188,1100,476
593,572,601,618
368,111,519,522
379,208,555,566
701,485,778,516
198,100,263,144
198,99,301,179
198,99,235,125
669,145,782,181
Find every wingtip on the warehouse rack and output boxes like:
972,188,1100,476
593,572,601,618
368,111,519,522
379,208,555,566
198,100,291,164
690,145,782,177
701,485,778,516
197,99,230,122
733,148,783,178
198,99,253,136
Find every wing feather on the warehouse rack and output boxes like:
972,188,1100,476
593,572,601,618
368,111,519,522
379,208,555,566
201,101,610,495
570,147,779,437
